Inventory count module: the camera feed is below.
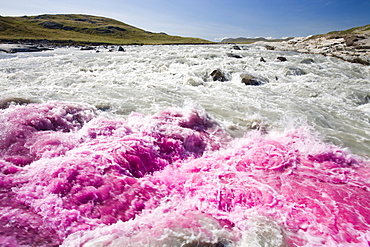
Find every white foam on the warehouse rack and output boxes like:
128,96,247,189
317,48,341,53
0,45,369,157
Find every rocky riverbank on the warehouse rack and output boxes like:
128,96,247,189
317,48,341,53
257,33,370,65
0,43,53,53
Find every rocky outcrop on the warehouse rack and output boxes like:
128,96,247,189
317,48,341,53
40,21,76,31
40,21,64,29
0,44,52,53
257,33,370,65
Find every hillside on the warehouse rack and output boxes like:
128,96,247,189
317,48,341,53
0,14,213,45
318,24,370,37
221,37,292,44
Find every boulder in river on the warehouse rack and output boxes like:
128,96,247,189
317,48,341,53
240,73,267,86
118,46,125,52
277,56,287,62
226,53,242,59
210,69,228,82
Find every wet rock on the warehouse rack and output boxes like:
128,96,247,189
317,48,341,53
265,45,275,50
240,73,266,86
260,57,266,62
118,46,125,52
0,97,35,109
277,56,287,62
233,45,241,50
300,58,315,64
284,67,306,76
210,69,227,82
226,53,242,59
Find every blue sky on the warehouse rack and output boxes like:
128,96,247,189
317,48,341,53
1,0,370,41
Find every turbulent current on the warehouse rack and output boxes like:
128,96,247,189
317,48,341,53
0,45,369,246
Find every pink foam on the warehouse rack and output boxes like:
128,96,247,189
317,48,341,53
1,102,369,246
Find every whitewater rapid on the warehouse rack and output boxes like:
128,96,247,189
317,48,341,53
1,45,369,157
0,44,370,247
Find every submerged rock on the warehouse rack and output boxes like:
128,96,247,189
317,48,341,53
260,57,266,62
300,58,315,64
284,67,306,76
185,77,204,86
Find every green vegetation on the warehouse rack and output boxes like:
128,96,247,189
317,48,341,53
310,24,370,39
0,14,213,45
326,24,370,36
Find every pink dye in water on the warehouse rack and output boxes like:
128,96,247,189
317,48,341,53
0,102,369,246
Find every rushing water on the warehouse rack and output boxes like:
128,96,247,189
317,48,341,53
0,45,370,246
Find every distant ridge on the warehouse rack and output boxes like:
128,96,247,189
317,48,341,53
221,37,293,44
0,14,213,45
222,24,370,44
